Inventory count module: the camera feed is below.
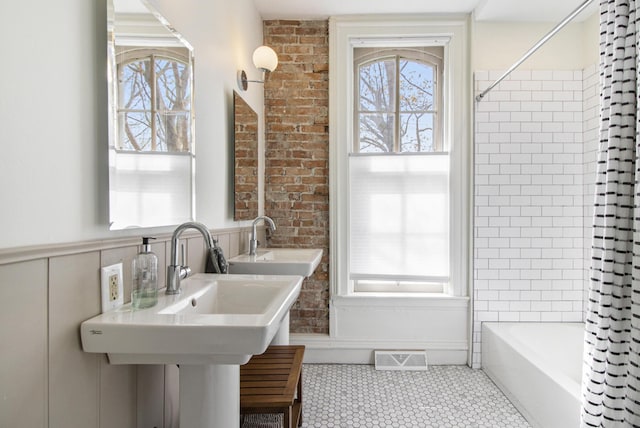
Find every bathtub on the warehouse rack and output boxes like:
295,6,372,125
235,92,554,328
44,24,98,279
482,322,583,428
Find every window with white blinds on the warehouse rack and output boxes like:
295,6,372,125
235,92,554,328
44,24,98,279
329,18,469,299
349,46,449,293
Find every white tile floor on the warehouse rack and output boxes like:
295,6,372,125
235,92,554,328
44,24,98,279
242,364,531,428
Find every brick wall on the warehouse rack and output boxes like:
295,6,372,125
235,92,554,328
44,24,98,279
263,20,330,334
233,92,259,221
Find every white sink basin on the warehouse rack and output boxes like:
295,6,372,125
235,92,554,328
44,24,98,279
228,248,323,277
80,273,303,365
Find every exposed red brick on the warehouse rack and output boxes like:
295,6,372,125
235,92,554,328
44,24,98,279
295,25,328,36
264,105,326,312
264,19,329,335
264,26,300,36
299,36,327,45
264,20,302,26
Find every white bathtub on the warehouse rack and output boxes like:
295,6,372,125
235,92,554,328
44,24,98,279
482,322,583,428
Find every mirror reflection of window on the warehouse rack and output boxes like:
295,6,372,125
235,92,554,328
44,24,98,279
108,1,195,230
116,48,192,153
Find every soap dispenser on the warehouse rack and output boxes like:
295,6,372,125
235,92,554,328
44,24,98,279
132,237,158,309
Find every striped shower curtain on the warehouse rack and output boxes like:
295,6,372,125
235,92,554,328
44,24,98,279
582,0,640,427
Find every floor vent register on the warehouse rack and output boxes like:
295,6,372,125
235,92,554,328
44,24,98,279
374,350,428,371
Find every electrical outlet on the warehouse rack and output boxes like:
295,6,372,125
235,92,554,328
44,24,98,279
101,263,124,312
109,274,119,301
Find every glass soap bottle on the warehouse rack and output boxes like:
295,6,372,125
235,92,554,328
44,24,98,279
132,236,158,309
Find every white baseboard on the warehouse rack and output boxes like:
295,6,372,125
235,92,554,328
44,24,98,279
290,333,469,365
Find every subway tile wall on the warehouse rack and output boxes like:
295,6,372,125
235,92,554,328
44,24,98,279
473,68,598,367
582,64,599,313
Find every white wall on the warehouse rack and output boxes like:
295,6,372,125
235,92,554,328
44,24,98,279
472,13,598,70
0,0,264,250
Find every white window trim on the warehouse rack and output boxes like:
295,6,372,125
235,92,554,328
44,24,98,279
329,15,472,299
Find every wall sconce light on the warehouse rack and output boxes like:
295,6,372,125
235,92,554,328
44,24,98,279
238,45,279,91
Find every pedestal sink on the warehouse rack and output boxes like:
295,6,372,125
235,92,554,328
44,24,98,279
228,248,323,277
80,273,303,428
227,248,322,345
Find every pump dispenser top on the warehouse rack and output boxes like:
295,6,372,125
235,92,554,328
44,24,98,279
141,236,153,251
132,236,158,309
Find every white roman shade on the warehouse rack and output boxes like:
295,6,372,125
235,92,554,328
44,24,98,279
109,151,193,229
348,153,449,282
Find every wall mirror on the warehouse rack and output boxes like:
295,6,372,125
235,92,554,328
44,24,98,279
233,91,259,220
107,0,195,230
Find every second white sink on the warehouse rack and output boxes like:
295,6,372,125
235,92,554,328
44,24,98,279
228,248,323,277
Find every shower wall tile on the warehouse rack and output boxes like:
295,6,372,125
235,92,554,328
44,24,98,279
582,64,600,314
473,69,593,368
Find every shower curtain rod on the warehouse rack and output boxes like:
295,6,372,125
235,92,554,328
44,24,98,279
475,0,595,102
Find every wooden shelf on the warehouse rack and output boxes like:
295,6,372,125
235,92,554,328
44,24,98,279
240,345,305,427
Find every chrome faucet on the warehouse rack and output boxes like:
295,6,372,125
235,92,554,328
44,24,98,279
249,216,276,255
166,221,215,295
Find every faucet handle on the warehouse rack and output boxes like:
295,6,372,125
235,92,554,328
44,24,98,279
180,266,191,280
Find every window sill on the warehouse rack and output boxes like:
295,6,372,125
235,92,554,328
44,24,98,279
331,293,469,308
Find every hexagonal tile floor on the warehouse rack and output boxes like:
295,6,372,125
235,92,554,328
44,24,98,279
243,364,530,427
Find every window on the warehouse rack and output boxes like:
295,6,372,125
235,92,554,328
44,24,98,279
356,48,443,153
116,47,192,153
330,17,470,300
350,47,448,293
